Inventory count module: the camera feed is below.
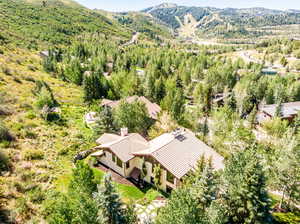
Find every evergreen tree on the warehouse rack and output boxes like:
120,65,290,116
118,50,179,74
191,162,218,211
222,147,272,223
69,161,97,196
94,106,114,135
156,188,205,224
93,174,127,224
47,163,103,224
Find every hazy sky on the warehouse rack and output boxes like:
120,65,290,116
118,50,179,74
75,0,300,12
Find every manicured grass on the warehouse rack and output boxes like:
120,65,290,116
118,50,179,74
92,166,162,203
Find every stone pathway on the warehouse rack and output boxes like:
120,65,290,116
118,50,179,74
135,199,166,224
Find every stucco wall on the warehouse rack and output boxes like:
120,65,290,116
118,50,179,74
99,153,178,192
99,151,125,176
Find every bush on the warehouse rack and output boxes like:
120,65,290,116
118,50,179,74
32,80,57,109
22,149,44,161
24,130,37,139
1,66,13,76
25,111,37,119
292,60,300,71
0,121,14,142
273,212,300,224
27,186,45,204
0,150,10,173
262,117,289,137
35,88,56,109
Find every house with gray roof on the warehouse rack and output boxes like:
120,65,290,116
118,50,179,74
91,128,224,192
257,101,300,123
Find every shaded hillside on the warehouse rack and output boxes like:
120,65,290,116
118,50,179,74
0,0,130,47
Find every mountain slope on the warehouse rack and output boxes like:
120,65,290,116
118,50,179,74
114,12,173,39
143,3,300,39
0,0,130,47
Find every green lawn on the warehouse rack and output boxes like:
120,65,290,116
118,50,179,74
55,164,162,204
92,167,162,203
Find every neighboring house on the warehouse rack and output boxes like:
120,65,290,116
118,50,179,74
91,128,224,192
257,101,300,123
101,96,161,120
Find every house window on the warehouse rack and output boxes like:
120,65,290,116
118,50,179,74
166,186,173,194
126,161,130,169
117,158,123,168
150,176,154,184
112,154,116,163
167,171,175,184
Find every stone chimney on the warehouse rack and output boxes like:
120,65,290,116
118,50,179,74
120,127,128,137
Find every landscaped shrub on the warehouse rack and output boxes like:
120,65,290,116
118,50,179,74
22,149,44,161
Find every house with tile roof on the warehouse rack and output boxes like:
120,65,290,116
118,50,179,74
257,101,300,123
100,96,161,120
91,128,224,192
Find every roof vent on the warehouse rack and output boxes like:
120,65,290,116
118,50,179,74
172,128,186,141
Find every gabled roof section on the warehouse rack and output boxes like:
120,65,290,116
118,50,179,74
95,130,224,179
100,96,161,119
133,130,224,179
260,101,300,118
96,133,148,162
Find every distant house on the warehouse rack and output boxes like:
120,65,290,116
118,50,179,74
257,101,300,123
91,129,224,192
39,50,49,58
262,68,277,75
101,96,161,120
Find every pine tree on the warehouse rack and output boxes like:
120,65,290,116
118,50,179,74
69,161,97,196
156,188,205,224
222,147,272,223
191,163,218,211
93,174,127,224
94,106,114,135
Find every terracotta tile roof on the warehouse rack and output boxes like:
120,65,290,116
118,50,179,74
100,96,161,119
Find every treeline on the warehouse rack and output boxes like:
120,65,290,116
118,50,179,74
45,36,300,123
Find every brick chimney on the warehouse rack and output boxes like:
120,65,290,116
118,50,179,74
120,127,128,137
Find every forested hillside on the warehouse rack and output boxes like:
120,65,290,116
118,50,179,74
143,3,300,39
0,0,299,223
